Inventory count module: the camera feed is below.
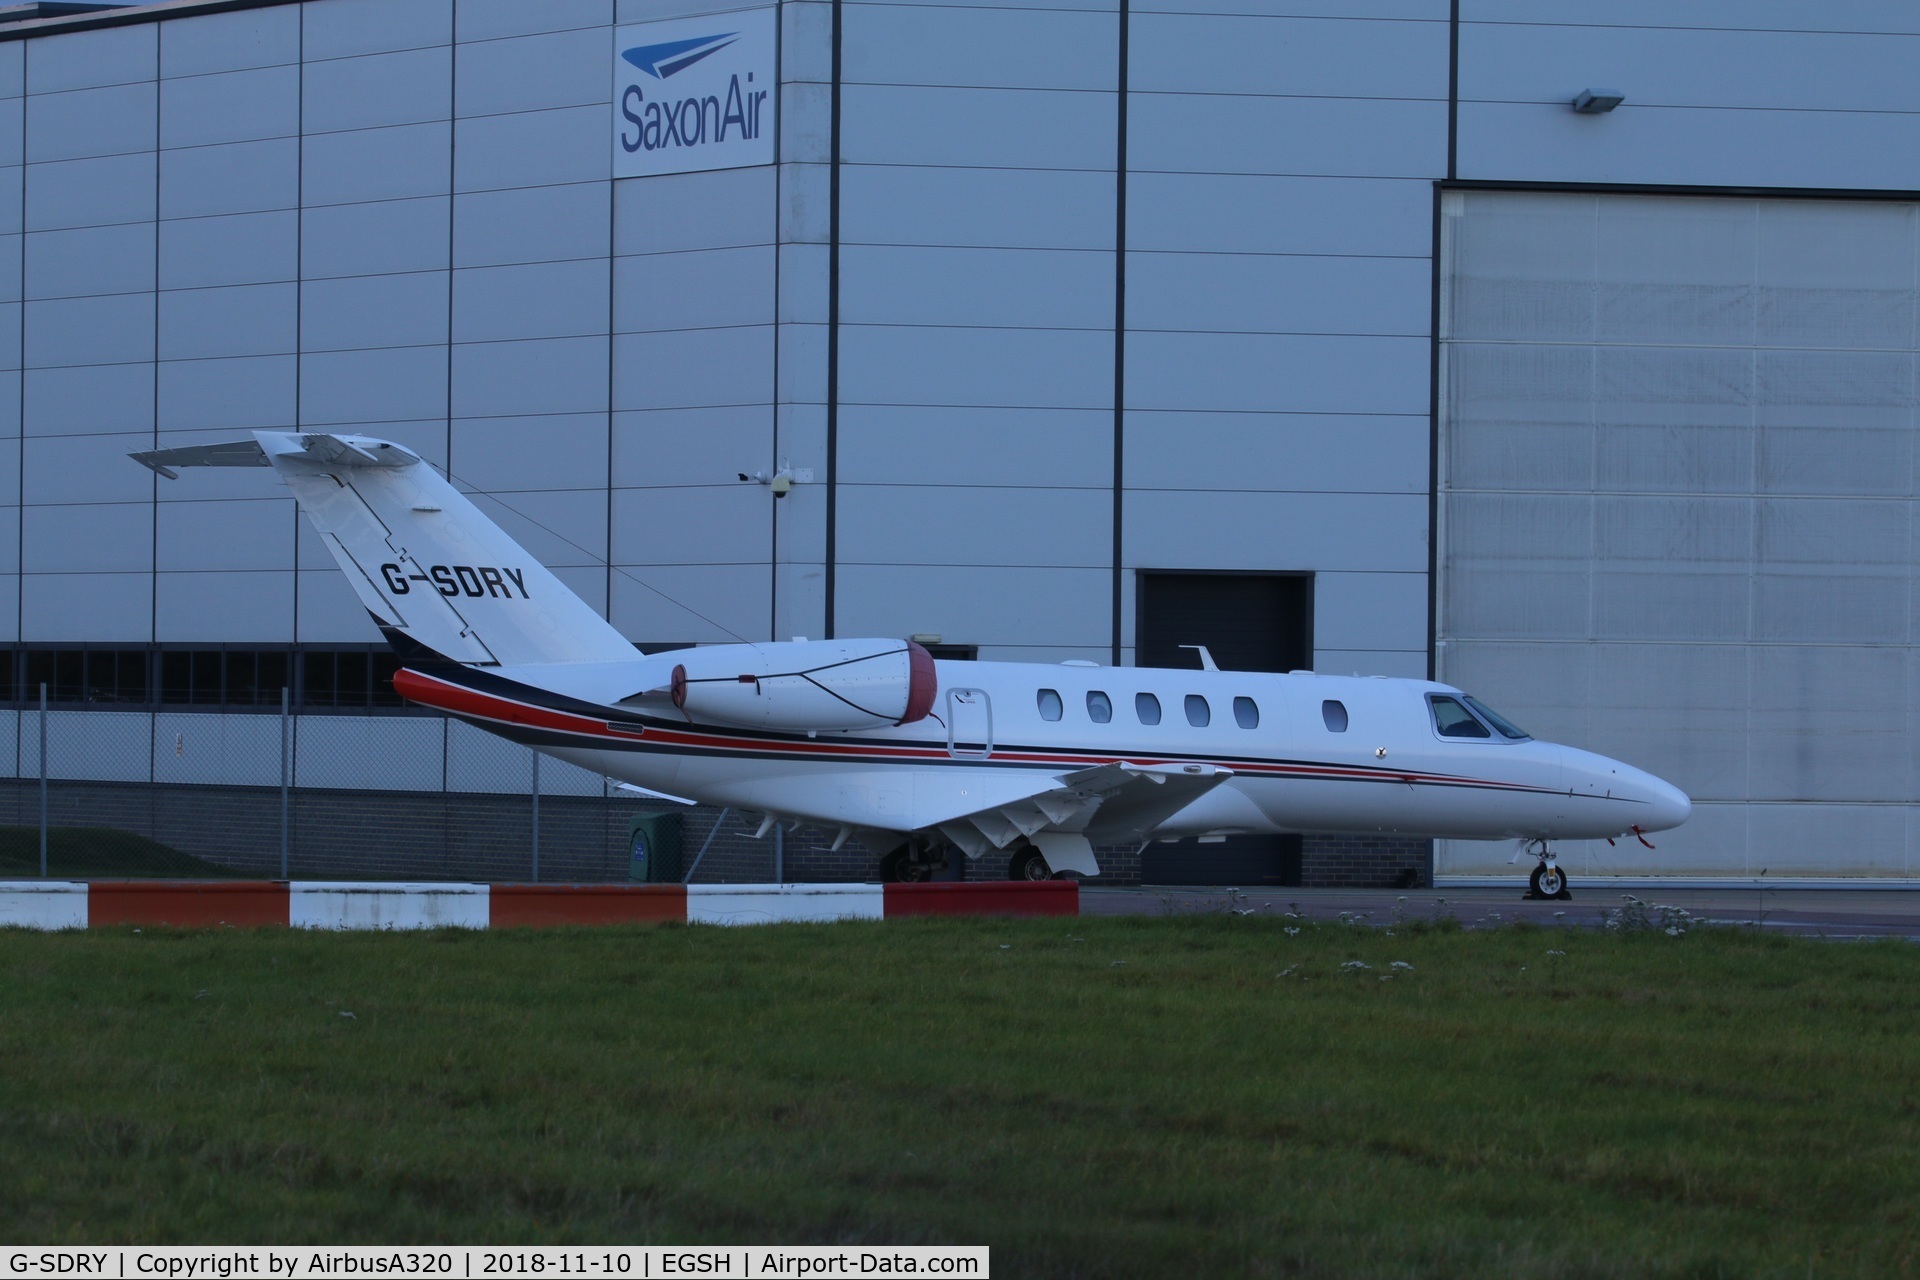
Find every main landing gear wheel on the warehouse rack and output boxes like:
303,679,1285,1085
1528,860,1571,901
880,849,933,883
1008,847,1052,882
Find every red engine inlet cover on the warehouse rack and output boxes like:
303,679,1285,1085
670,663,688,710
899,641,936,725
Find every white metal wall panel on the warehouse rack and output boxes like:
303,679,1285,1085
297,346,448,429
456,182,606,268
28,83,155,162
158,211,295,290
1438,190,1920,880
301,272,445,353
22,574,150,642
1126,412,1426,496
1458,7,1920,188
24,504,148,573
841,166,1112,251
834,565,1112,655
840,326,1112,409
28,24,154,93
455,105,606,192
303,122,451,205
614,165,773,255
161,65,297,148
28,293,150,366
841,245,1111,331
156,355,295,432
28,152,156,230
458,0,612,43
301,0,450,63
303,47,450,134
837,406,1111,489
614,246,772,333
455,26,612,118
156,571,294,642
613,326,774,410
842,84,1115,171
456,259,609,343
160,137,295,218
453,413,609,493
302,197,449,277
159,6,299,78
154,498,293,573
608,562,772,645
452,334,608,417
844,6,1116,90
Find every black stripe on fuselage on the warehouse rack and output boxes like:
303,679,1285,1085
405,663,1607,802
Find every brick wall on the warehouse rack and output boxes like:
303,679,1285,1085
1300,833,1431,888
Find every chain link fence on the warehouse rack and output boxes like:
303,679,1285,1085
0,686,859,884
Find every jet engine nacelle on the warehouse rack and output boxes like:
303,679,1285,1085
667,638,936,732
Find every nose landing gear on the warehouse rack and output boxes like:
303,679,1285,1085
1523,840,1571,900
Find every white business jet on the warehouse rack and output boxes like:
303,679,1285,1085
133,432,1689,896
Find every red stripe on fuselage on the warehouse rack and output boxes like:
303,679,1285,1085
392,667,1559,796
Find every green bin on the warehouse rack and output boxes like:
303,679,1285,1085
628,812,684,883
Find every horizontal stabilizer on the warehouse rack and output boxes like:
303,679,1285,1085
132,432,420,480
130,438,272,479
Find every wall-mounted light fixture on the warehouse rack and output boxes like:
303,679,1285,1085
737,463,815,499
1571,88,1624,114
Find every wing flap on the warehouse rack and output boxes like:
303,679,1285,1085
924,761,1237,869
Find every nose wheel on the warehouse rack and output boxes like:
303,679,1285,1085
1524,841,1571,900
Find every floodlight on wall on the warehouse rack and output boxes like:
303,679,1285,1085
1571,88,1624,114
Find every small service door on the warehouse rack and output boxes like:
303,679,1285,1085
946,688,992,758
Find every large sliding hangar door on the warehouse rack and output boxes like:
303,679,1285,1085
1436,189,1920,882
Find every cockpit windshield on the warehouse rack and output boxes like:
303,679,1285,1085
1463,695,1530,740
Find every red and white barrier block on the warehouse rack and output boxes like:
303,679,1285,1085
0,879,1077,930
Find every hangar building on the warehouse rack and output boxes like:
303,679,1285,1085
1,0,1915,884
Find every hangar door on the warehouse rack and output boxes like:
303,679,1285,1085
1137,573,1310,885
1436,190,1920,881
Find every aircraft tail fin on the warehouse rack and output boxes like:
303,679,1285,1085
133,431,641,668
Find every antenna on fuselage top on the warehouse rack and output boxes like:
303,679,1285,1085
1179,645,1221,672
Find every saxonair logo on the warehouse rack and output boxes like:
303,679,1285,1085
612,9,776,179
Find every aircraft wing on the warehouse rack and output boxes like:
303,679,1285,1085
929,762,1235,876
726,761,1235,877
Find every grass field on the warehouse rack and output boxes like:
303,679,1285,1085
2,914,1917,1276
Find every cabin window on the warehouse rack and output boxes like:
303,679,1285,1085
1087,690,1112,723
1185,695,1210,727
1233,696,1258,729
1322,699,1348,733
1037,688,1063,722
1429,695,1491,739
1464,695,1530,741
1135,692,1162,725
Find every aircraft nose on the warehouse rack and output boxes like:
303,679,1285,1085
1641,773,1692,833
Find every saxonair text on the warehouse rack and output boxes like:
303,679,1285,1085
3,1251,987,1279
